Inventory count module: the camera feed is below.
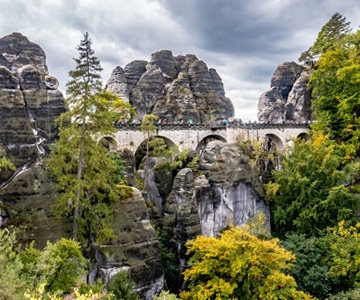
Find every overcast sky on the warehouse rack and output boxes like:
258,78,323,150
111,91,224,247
1,0,360,121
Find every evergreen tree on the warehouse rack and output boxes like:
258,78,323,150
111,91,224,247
267,133,359,238
47,32,134,242
309,30,360,158
299,12,351,63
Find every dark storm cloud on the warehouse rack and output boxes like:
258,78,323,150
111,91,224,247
159,0,359,56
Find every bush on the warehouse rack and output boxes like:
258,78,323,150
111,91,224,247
107,270,140,300
153,290,178,299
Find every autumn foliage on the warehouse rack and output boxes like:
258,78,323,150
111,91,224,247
179,225,312,300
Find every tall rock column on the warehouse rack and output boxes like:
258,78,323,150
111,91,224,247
0,32,67,247
258,61,312,123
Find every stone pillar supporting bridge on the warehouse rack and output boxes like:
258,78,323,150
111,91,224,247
101,123,310,154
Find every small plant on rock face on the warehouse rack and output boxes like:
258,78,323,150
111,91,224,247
107,270,140,300
153,290,178,299
0,147,15,174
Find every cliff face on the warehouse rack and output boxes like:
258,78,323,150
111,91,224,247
94,188,163,299
106,50,234,123
258,62,312,123
0,32,67,247
148,141,269,290
0,32,65,171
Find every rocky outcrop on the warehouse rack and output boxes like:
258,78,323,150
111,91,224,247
0,32,65,171
106,50,234,123
163,168,202,290
197,141,269,236
159,141,269,291
94,188,163,300
258,62,312,123
0,161,71,248
0,33,67,247
105,66,130,103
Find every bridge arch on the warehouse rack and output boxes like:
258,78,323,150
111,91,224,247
297,132,311,141
196,134,227,153
264,133,284,152
134,135,177,169
99,136,117,151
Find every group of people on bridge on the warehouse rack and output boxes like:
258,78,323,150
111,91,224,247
115,118,315,128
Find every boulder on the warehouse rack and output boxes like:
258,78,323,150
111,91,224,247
0,66,19,89
44,75,59,90
0,32,48,73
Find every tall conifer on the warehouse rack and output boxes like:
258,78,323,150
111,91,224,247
48,32,134,242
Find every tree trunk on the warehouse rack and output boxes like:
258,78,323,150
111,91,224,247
74,121,86,241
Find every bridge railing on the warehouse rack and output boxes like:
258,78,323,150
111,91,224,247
113,122,311,130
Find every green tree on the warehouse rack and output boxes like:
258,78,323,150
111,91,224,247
0,228,26,300
179,225,312,300
281,233,340,299
107,270,140,300
325,221,360,289
267,133,359,238
140,114,158,189
21,239,87,296
299,12,351,62
47,32,134,242
309,30,360,157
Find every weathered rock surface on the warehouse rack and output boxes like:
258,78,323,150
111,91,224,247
94,188,163,300
163,168,202,289
0,32,65,170
197,141,269,236
258,61,312,122
159,141,269,290
105,66,130,103
106,50,234,123
0,33,67,248
0,161,71,248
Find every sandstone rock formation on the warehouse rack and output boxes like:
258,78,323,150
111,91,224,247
0,32,65,171
94,188,163,300
197,141,269,236
157,140,269,290
258,61,312,123
106,50,234,123
0,33,66,243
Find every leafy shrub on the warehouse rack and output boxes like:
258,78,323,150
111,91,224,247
107,270,140,300
153,290,178,299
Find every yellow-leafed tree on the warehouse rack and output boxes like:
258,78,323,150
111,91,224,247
179,225,313,300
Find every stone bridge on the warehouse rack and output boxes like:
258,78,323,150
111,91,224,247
100,123,310,155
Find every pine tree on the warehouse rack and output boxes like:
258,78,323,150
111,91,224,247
299,12,351,63
47,32,134,242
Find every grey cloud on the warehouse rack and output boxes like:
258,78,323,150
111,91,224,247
1,0,360,120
